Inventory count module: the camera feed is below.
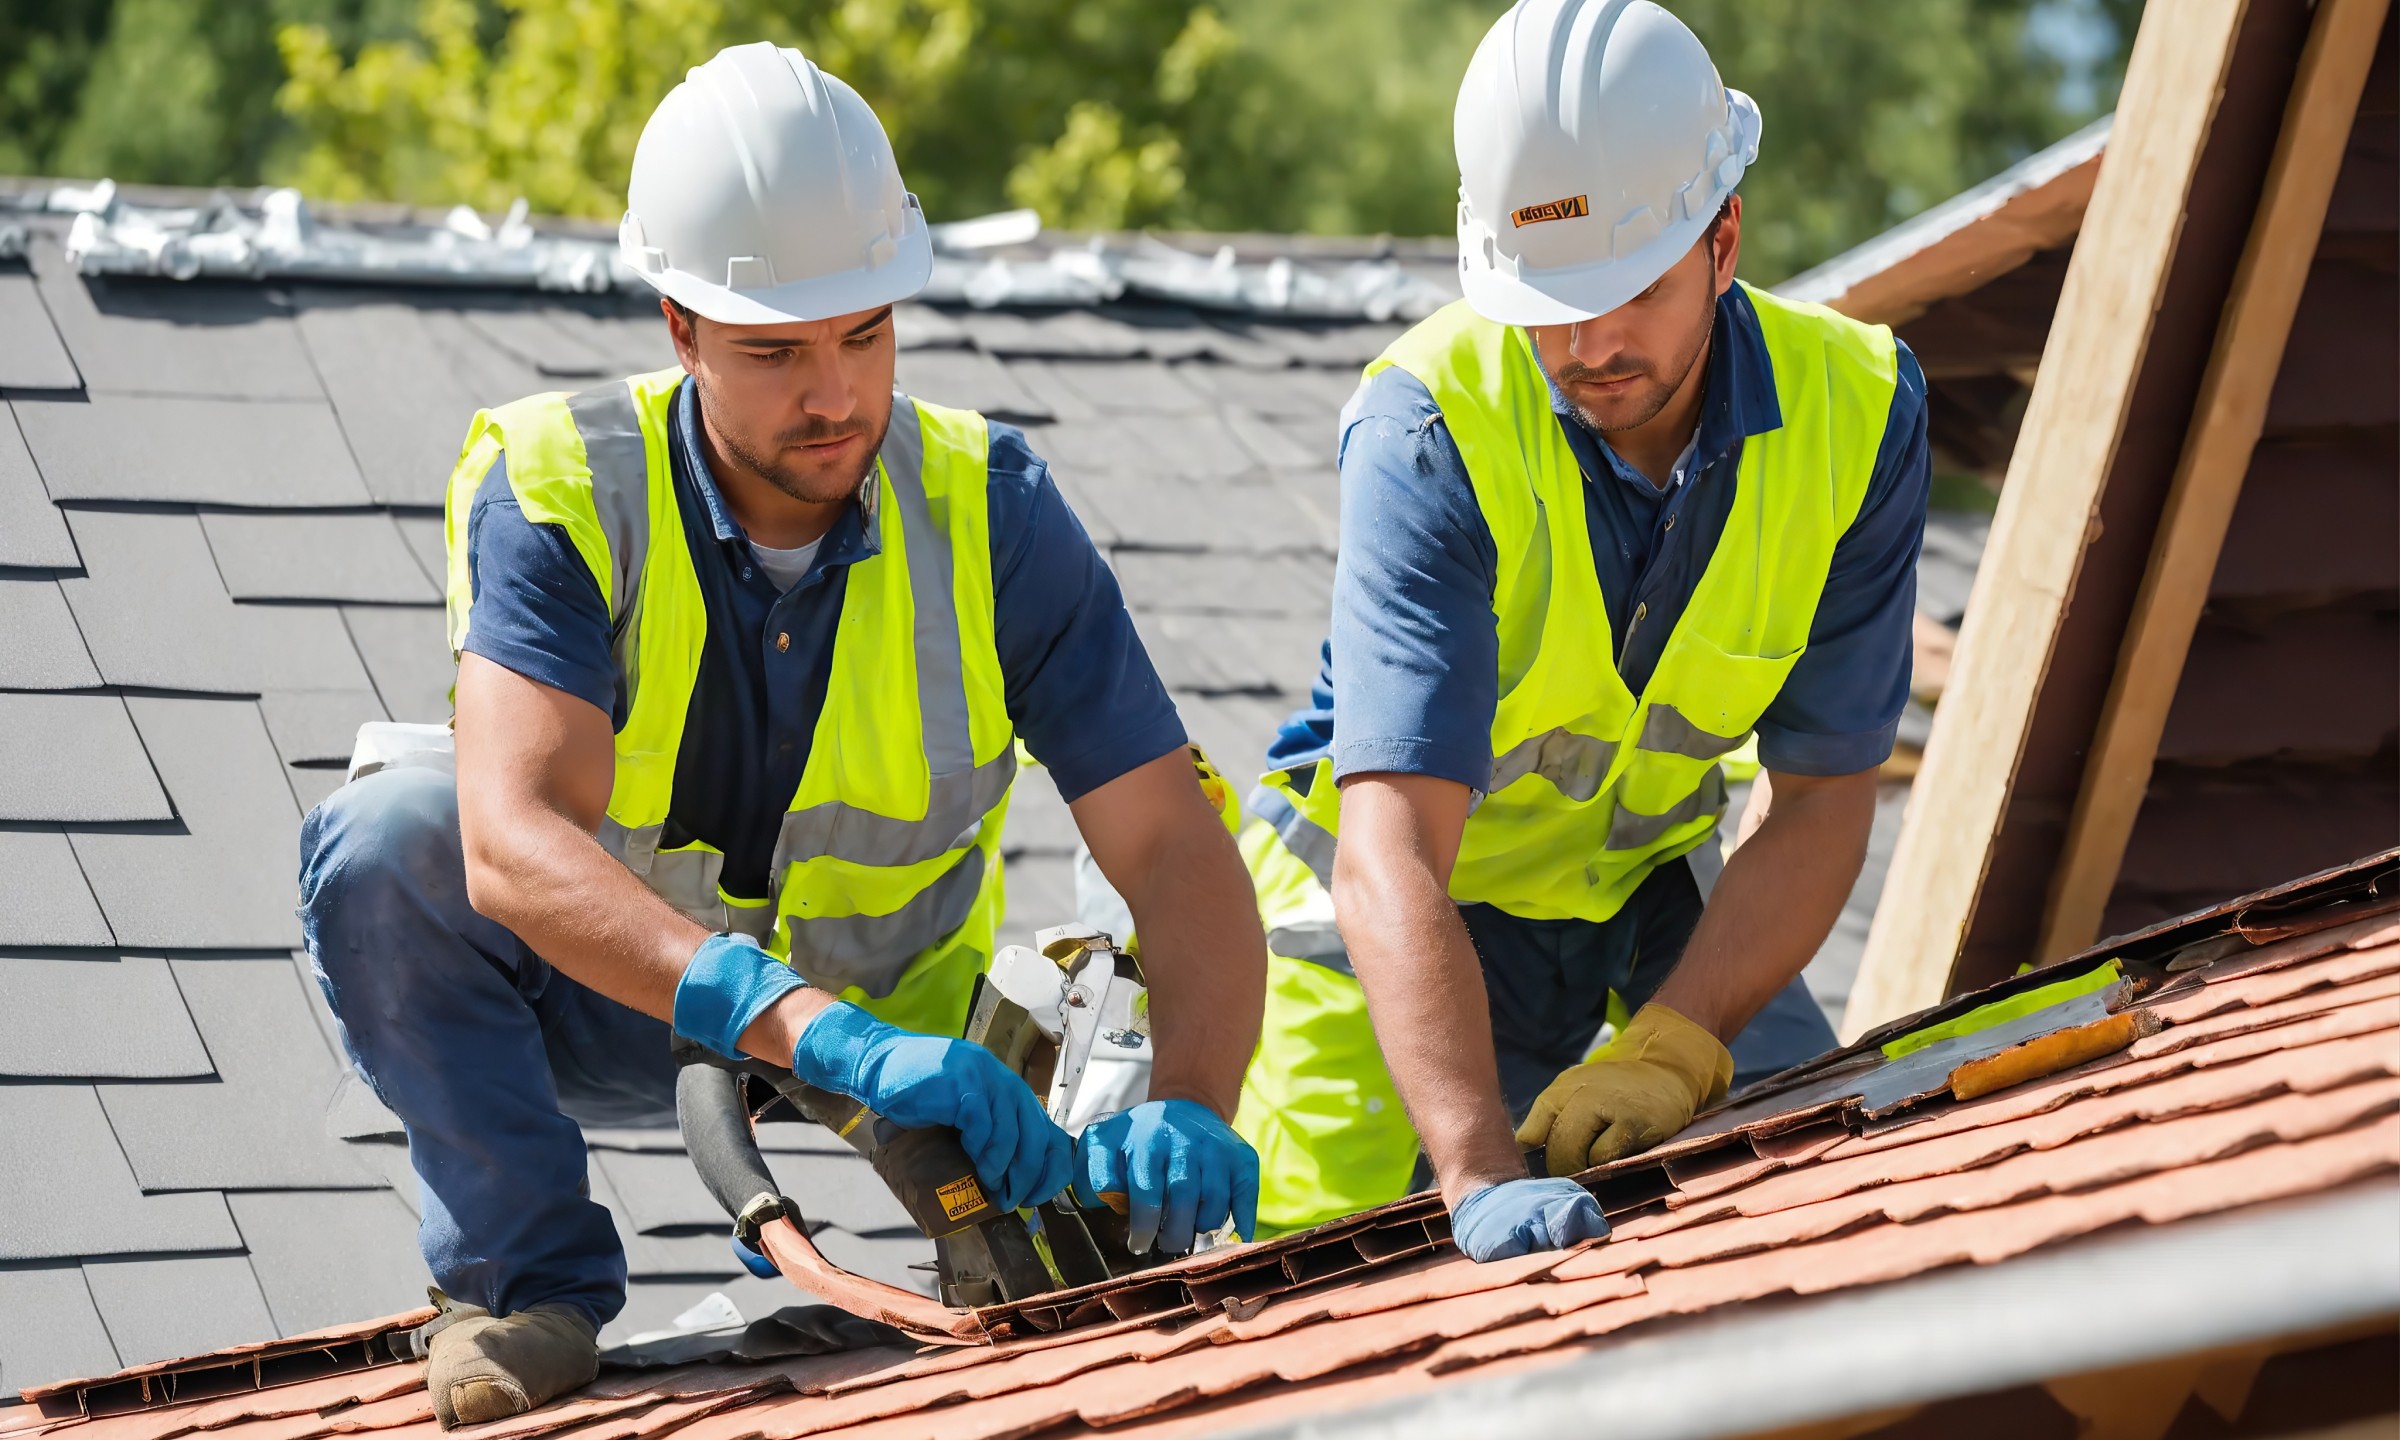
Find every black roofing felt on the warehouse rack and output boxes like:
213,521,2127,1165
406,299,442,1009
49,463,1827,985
0,202,1979,1390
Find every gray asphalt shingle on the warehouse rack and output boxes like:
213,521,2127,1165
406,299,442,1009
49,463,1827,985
99,957,381,1191
13,395,371,507
202,512,441,603
28,240,323,402
293,294,492,508
70,698,304,950
0,955,211,1079
58,509,269,694
81,1256,278,1368
0,1268,119,1394
0,693,170,822
259,689,389,768
0,829,113,947
0,406,78,567
229,1190,430,1335
0,577,103,689
342,605,454,723
893,347,1052,422
0,1086,241,1259
0,270,83,392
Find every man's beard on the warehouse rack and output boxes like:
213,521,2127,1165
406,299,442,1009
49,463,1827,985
1554,300,1715,434
695,373,888,504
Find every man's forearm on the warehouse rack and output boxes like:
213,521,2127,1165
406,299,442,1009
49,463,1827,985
1336,854,1523,1208
1652,767,1876,1039
1117,818,1266,1120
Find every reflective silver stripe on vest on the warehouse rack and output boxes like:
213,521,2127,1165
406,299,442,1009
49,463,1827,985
566,384,653,631
1250,783,1336,889
766,395,1016,875
1637,704,1746,762
1488,728,1618,801
1605,765,1728,851
787,846,988,997
1266,922,1354,977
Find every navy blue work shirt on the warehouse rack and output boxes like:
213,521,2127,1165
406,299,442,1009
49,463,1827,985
1269,284,1932,788
460,377,1184,899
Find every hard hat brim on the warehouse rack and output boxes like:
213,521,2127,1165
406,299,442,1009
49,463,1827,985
630,209,933,326
1456,201,1720,328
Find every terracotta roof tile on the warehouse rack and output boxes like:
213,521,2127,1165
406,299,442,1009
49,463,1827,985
19,873,2396,1438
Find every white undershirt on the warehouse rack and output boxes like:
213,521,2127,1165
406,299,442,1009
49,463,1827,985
748,535,824,593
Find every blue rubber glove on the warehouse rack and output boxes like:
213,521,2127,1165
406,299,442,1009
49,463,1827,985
730,1231,778,1279
1449,1178,1610,1263
1073,1099,1260,1256
672,933,806,1061
791,1002,1072,1214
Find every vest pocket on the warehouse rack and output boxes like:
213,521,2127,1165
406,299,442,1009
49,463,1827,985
1640,630,1806,750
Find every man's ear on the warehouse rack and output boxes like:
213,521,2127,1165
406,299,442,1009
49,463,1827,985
662,298,700,372
1712,195,1742,294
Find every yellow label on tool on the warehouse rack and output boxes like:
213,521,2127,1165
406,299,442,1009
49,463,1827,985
936,1175,987,1222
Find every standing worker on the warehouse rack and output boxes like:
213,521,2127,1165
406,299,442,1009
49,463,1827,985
299,44,1267,1427
1235,0,1930,1260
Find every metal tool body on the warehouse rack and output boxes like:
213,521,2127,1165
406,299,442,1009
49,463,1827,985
676,924,1162,1320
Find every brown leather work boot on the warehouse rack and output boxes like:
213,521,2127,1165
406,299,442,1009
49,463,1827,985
424,1302,598,1429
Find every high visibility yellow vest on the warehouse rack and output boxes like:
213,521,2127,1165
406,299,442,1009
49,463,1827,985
442,372,1018,1037
1235,284,1897,1231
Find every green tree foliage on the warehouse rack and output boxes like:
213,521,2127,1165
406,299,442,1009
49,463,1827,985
2,0,2138,281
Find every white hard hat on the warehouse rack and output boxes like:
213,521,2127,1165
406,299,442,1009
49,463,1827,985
1453,0,1761,327
618,42,931,325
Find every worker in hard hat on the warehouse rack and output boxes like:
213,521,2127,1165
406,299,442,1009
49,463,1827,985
1234,0,1930,1262
297,43,1266,1424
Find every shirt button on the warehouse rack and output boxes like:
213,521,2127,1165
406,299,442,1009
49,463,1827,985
1664,514,1676,532
775,632,790,653
1634,602,1648,624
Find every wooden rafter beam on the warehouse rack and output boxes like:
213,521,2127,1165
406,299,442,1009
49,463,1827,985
2035,0,2396,964
1838,0,2257,1041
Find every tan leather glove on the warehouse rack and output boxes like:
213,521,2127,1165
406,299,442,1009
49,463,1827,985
1515,1003,1734,1176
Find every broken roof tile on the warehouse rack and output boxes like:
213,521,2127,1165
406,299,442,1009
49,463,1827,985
69,699,302,950
56,512,267,695
0,578,104,691
0,1086,239,1260
79,1259,279,1371
227,1193,429,1338
13,396,370,509
0,410,78,568
0,830,113,948
98,958,382,1192
200,515,439,606
0,1269,119,1396
0,955,211,1080
0,271,83,394
0,695,172,824
338,608,452,725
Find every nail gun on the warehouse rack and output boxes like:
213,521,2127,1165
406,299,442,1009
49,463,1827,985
676,923,1165,1314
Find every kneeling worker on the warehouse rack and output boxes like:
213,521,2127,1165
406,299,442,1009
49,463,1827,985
300,44,1266,1426
1236,0,1929,1260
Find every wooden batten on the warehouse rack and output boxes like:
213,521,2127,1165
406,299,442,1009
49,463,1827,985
1840,0,2257,1040
2036,0,2395,964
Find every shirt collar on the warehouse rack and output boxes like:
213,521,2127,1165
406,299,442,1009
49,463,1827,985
671,376,881,566
1543,282,1784,484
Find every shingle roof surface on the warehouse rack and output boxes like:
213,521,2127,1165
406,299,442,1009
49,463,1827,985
0,195,1973,1388
13,863,2396,1436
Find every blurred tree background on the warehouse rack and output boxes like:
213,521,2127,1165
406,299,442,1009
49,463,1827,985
0,0,2144,282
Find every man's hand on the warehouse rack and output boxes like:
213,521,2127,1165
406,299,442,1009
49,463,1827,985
791,1001,1072,1213
1449,1178,1609,1263
1073,1099,1260,1255
1516,1003,1732,1175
